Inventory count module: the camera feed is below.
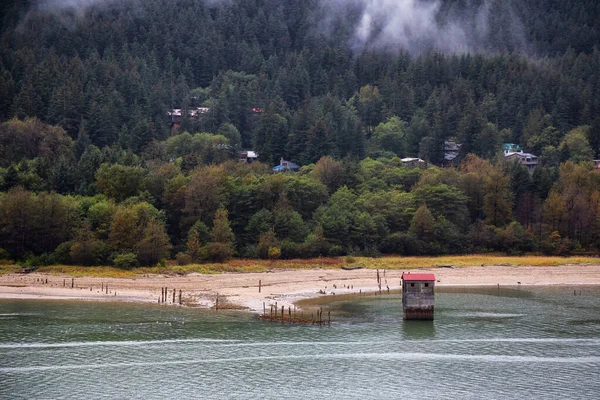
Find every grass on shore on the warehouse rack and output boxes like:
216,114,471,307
1,254,598,278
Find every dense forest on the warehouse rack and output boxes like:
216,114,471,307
0,0,599,266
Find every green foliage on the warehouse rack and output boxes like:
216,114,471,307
1,0,600,261
136,218,172,266
0,118,73,168
113,253,140,269
561,126,594,163
96,163,147,202
370,117,407,157
410,204,436,241
70,223,108,266
204,242,234,263
176,252,192,266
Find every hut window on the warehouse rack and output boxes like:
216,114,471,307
410,283,415,287
424,283,429,287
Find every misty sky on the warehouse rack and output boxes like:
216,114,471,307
33,0,518,55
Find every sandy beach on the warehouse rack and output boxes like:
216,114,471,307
1,264,599,312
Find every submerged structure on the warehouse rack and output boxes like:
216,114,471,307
401,273,435,320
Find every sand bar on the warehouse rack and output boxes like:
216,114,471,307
1,264,599,312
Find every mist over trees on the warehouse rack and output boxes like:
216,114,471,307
0,0,599,265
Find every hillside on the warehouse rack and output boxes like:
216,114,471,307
0,0,599,265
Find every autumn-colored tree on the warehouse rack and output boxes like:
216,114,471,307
205,207,234,262
186,229,202,262
410,204,436,241
69,222,106,266
0,118,73,168
258,228,278,259
312,156,343,193
182,165,227,230
136,218,172,266
108,202,159,252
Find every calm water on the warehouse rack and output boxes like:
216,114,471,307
1,286,599,399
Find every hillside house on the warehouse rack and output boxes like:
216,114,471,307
503,143,538,171
505,152,539,171
401,158,426,168
167,107,210,133
443,140,461,166
239,151,259,163
273,158,299,172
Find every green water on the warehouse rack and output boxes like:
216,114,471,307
1,286,599,399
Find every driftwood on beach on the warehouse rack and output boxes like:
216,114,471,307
341,265,364,271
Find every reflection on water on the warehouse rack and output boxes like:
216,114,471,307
1,286,599,399
401,320,436,338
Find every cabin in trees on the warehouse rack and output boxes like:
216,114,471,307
505,152,539,171
594,160,600,170
503,143,538,171
401,158,426,168
443,140,461,167
401,273,435,320
239,150,259,163
273,158,300,172
167,107,210,133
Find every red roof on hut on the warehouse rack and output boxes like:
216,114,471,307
402,273,436,281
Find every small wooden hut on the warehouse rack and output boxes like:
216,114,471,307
401,273,435,320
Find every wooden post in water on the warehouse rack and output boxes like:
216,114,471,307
216,293,219,310
179,290,182,305
259,280,261,293
319,307,323,326
263,302,266,315
172,289,175,304
281,305,284,324
63,279,65,287
289,306,291,324
102,282,104,292
71,277,74,288
328,310,331,326
106,285,108,294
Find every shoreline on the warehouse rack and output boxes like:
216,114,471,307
1,264,599,312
